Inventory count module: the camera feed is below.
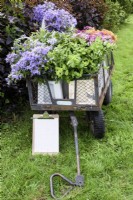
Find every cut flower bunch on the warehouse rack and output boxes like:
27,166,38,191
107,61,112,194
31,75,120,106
6,1,117,84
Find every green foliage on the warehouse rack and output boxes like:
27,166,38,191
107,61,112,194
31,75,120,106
9,28,115,83
0,91,4,97
6,24,24,40
111,0,133,14
103,0,127,31
47,35,114,82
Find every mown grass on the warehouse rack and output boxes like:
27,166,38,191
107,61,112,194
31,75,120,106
1,15,133,200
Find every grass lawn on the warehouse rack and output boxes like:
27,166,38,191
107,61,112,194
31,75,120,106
1,15,133,200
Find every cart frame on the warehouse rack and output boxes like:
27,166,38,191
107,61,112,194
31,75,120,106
27,52,114,112
27,52,115,199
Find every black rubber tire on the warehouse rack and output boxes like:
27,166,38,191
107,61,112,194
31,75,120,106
87,110,105,139
103,80,113,105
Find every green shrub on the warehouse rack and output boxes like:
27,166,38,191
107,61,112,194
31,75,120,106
103,0,126,31
111,0,133,14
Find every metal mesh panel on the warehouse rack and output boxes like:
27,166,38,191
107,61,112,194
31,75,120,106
37,83,52,104
76,79,96,105
98,67,104,97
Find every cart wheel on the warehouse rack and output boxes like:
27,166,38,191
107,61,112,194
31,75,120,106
87,110,105,139
103,80,112,105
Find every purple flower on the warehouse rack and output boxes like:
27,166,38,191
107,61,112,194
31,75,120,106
6,53,18,64
33,2,56,23
43,9,77,32
33,46,52,55
33,2,77,32
7,43,52,83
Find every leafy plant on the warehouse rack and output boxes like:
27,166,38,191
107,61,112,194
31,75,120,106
46,28,116,82
6,26,116,83
47,37,105,82
111,0,133,14
0,1,33,110
103,0,126,31
69,0,107,29
0,12,12,108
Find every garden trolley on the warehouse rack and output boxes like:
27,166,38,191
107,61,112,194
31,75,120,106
27,51,114,199
27,51,114,139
